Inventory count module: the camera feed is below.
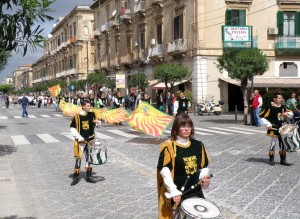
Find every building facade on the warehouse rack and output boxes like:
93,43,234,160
40,5,94,86
12,64,33,91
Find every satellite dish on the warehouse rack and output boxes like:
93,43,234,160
112,10,117,17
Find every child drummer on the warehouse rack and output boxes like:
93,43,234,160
260,93,293,166
70,100,101,186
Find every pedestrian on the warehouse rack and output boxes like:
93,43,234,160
156,92,163,112
286,92,300,123
173,91,191,116
260,93,293,166
166,91,174,116
21,94,29,117
157,113,211,218
70,100,101,186
114,91,124,108
250,90,263,126
139,92,151,104
5,94,9,108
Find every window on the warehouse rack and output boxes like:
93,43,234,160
115,39,120,55
106,6,110,24
140,27,145,50
126,31,131,51
277,11,300,37
73,54,77,68
123,0,130,9
73,23,77,37
225,10,246,26
70,56,73,69
156,23,162,44
69,26,73,37
279,62,298,77
174,14,183,40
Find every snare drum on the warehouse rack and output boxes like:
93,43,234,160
180,197,220,219
88,139,107,165
280,125,300,151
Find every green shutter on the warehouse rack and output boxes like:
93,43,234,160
239,10,246,26
277,11,284,37
296,12,300,36
225,10,232,25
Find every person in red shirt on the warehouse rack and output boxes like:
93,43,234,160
250,90,263,126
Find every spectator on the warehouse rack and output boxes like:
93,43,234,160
250,90,263,127
166,91,174,116
21,94,29,117
286,92,300,123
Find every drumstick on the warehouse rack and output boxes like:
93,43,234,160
180,175,190,192
182,174,213,196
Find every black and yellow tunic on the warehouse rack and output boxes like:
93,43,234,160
157,139,209,219
70,112,96,159
260,103,292,137
177,98,189,113
141,98,151,104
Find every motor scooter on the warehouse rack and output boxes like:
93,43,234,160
196,97,224,116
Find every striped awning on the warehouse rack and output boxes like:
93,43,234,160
220,77,300,88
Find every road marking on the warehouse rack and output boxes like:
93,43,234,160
53,114,63,117
11,135,30,145
195,127,232,135
40,115,50,118
13,116,22,119
228,127,266,134
95,131,113,140
165,129,212,136
107,129,139,138
0,116,8,119
37,134,60,143
27,115,36,118
61,133,74,140
209,127,255,134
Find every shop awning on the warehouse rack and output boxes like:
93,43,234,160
220,77,300,88
152,80,188,90
148,80,159,86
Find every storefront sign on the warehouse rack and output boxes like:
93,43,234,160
223,26,251,42
116,74,126,88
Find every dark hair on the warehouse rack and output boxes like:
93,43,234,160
80,99,90,106
171,113,194,141
273,93,282,100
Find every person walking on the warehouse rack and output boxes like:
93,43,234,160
260,93,293,166
21,94,29,117
70,100,101,186
157,113,211,218
250,90,263,126
5,94,9,108
166,91,174,116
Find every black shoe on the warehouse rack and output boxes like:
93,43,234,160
86,170,96,183
280,160,291,166
71,176,79,186
269,159,275,166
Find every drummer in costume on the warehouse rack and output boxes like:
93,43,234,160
173,91,191,116
260,93,293,166
114,91,124,108
70,100,101,185
157,114,211,219
99,94,107,108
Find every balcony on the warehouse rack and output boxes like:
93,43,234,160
119,9,132,24
167,39,187,56
120,54,132,68
70,37,76,44
225,0,253,3
275,36,300,56
277,0,300,4
223,36,258,49
152,0,163,7
110,57,120,70
94,28,101,38
101,23,110,33
56,68,78,79
110,18,119,30
100,59,109,70
134,0,146,14
148,44,163,61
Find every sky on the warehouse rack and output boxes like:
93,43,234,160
1,0,93,82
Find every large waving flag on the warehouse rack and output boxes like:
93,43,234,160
62,103,82,117
102,107,130,124
90,107,109,119
127,101,173,137
48,84,61,97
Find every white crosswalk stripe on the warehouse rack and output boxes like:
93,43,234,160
37,134,60,143
0,116,8,119
27,115,37,118
61,133,75,140
209,127,255,134
107,129,139,138
40,115,51,118
195,127,232,135
165,129,212,136
13,116,22,119
11,135,30,145
53,114,63,117
228,127,266,133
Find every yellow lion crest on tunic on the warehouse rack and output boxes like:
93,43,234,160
82,121,89,130
183,156,197,175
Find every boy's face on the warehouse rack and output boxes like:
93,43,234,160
82,103,91,113
274,95,282,105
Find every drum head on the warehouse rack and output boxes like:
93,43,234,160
181,197,220,219
88,139,105,148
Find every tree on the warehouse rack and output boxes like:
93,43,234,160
0,84,13,93
0,0,54,56
216,48,269,124
153,63,191,91
128,73,149,90
0,51,12,72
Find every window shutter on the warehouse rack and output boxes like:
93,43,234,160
225,10,232,25
277,11,284,37
239,10,246,26
296,12,300,36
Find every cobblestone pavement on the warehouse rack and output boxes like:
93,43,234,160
1,103,300,219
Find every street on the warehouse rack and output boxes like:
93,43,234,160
1,102,300,219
